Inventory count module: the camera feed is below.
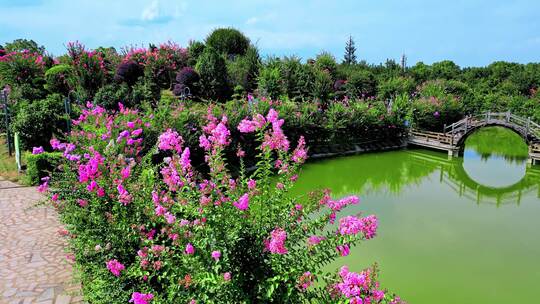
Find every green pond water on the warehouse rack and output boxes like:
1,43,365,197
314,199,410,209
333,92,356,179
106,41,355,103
291,127,540,303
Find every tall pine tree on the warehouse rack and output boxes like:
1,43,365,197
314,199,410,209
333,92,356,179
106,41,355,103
343,35,357,65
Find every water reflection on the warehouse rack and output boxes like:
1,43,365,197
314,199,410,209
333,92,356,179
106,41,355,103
462,127,529,189
292,127,540,206
291,127,540,304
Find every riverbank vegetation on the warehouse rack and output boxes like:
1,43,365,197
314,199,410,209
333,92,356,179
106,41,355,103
1,30,539,156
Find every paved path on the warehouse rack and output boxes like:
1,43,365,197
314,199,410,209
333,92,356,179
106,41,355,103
0,180,81,304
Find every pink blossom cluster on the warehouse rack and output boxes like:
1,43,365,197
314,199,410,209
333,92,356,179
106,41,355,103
336,244,350,256
232,193,250,211
199,114,231,151
327,196,360,212
292,136,308,164
106,259,125,277
151,191,177,225
238,108,290,152
338,215,378,239
158,129,184,153
264,228,288,254
307,235,325,246
32,146,44,154
130,292,154,304
37,176,50,193
334,266,389,304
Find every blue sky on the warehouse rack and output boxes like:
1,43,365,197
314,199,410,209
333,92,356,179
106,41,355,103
1,0,539,66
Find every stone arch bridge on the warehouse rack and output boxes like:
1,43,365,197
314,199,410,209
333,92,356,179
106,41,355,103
408,112,540,164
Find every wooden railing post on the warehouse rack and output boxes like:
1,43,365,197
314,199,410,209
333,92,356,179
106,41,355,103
526,117,530,134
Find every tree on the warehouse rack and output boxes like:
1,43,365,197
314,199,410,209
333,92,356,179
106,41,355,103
400,54,407,72
206,28,250,57
195,48,230,100
4,39,45,54
343,35,357,65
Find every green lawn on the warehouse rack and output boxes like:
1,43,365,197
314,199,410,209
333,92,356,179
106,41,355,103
0,135,22,182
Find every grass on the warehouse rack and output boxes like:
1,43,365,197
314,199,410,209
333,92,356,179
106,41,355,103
0,135,23,182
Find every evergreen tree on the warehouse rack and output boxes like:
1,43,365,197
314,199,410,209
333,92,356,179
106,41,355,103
400,54,407,72
343,36,357,65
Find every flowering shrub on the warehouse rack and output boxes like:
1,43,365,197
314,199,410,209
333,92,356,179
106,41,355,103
115,61,144,86
412,80,464,131
45,64,75,95
173,67,200,97
45,103,403,303
66,41,107,99
0,49,47,100
123,42,188,89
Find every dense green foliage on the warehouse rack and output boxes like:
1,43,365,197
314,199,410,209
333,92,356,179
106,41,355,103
24,151,63,185
10,94,69,150
1,27,539,157
206,28,250,57
195,47,230,100
45,64,75,95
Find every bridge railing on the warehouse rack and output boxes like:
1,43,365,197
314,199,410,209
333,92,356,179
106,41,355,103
443,111,540,140
531,143,540,155
410,129,455,145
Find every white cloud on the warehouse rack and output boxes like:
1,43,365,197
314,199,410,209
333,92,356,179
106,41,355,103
141,0,160,21
245,17,258,25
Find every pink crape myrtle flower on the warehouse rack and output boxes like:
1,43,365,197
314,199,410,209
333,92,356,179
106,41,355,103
338,216,364,236
233,193,249,211
359,215,378,240
327,195,360,212
185,243,195,255
264,228,288,254
158,129,183,153
336,244,350,257
334,266,372,300
180,147,191,173
211,250,221,261
238,119,258,133
32,146,44,154
223,272,231,281
292,136,308,163
307,235,325,246
247,179,256,190
130,292,154,304
106,259,125,277
37,177,49,193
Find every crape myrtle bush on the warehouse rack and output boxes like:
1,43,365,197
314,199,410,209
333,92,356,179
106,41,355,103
410,80,464,131
151,97,406,176
122,42,189,90
0,49,49,100
45,64,75,96
41,103,404,304
66,41,108,100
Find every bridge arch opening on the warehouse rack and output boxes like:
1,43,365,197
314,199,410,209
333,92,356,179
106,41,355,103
456,124,530,153
461,127,528,188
